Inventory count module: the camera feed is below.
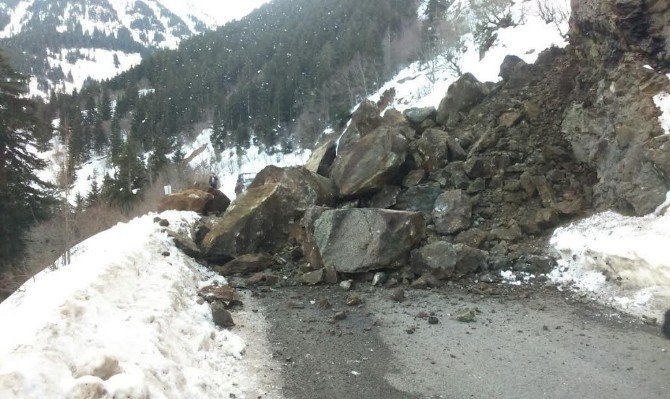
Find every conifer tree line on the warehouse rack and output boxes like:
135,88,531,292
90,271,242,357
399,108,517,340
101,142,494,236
0,52,55,275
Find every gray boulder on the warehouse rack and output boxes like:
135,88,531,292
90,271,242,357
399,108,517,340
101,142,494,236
310,209,425,273
411,241,488,280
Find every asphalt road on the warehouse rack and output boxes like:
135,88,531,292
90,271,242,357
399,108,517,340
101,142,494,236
246,283,669,399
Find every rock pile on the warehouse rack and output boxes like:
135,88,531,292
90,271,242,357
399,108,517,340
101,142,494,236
167,0,670,289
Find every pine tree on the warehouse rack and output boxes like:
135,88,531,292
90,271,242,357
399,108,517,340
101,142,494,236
86,178,101,207
92,118,107,156
0,52,55,272
100,89,112,121
74,192,85,212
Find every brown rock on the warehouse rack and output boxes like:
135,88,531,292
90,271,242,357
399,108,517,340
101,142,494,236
248,165,337,208
331,127,408,198
304,140,337,177
411,274,441,289
433,189,472,235
202,184,299,261
214,253,276,276
211,302,235,328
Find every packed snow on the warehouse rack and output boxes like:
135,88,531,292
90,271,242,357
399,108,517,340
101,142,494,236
369,0,570,112
549,205,670,321
0,211,269,398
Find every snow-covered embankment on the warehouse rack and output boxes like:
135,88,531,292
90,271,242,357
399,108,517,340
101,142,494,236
0,211,267,398
549,199,670,321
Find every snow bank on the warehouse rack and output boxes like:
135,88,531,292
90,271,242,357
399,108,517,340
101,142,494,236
182,128,311,199
0,211,261,398
369,0,570,112
549,205,670,320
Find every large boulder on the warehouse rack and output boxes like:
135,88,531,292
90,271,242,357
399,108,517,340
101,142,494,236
436,73,489,126
248,165,337,208
411,241,488,279
331,126,408,198
433,189,472,235
304,140,337,177
201,184,298,261
158,185,231,214
310,209,425,273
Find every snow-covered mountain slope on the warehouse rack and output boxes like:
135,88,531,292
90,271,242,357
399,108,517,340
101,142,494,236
0,0,270,96
0,211,272,398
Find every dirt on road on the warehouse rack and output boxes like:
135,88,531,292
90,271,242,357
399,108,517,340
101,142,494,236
248,282,669,399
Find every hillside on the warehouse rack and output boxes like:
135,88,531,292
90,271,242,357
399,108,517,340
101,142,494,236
0,0,269,96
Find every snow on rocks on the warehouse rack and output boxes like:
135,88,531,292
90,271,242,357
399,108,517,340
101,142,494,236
0,211,265,398
549,208,670,321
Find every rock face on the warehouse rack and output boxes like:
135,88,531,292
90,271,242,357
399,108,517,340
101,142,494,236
248,165,337,208
202,184,298,261
331,127,408,198
158,186,231,214
436,73,489,126
432,190,472,235
310,209,425,273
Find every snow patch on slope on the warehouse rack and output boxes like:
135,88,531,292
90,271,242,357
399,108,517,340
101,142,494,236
181,128,311,199
0,211,265,398
369,0,570,111
30,48,142,97
0,0,34,38
549,207,670,321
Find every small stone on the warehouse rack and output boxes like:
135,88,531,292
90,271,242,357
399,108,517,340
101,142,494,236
479,274,496,284
159,219,170,227
211,302,235,328
317,298,332,309
453,308,476,323
406,327,416,334
333,311,347,321
390,288,405,302
428,316,439,325
161,251,170,257
346,294,362,306
411,274,440,289
372,272,387,287
340,280,353,291
301,269,324,285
